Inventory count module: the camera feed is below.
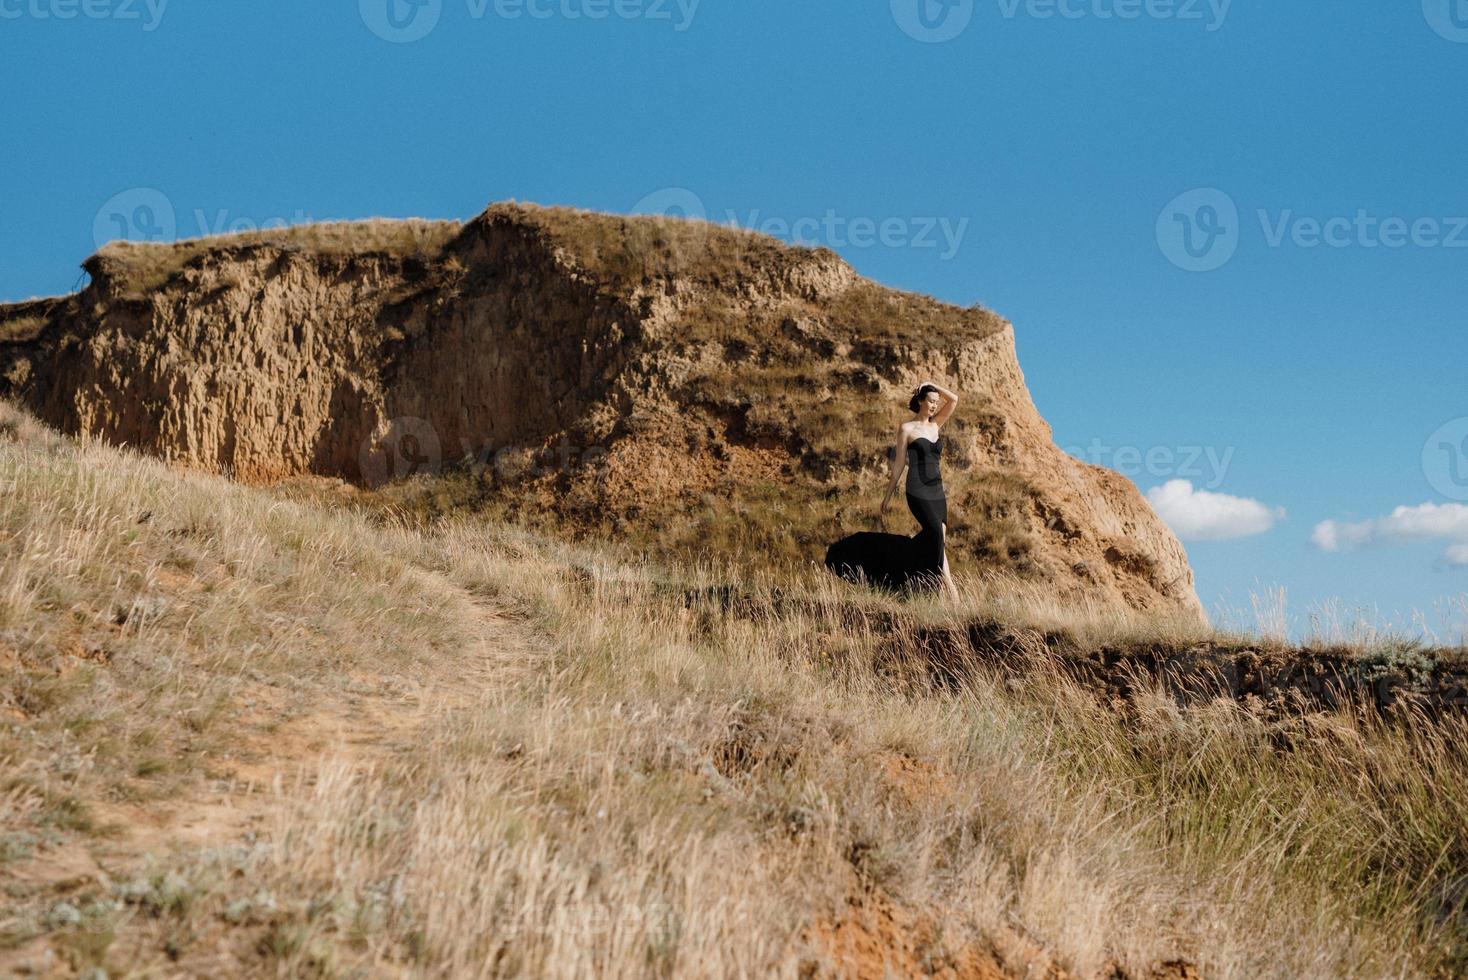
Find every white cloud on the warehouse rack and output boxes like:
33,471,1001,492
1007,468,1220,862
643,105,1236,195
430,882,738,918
1311,502,1468,566
1145,479,1285,541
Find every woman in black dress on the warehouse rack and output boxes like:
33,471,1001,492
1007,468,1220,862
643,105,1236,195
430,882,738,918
823,380,960,601
881,381,960,601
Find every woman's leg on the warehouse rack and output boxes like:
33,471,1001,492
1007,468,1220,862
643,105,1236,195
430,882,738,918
939,522,959,601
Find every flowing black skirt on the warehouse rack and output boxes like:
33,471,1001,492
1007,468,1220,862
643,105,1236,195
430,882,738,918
906,489,946,565
824,490,946,595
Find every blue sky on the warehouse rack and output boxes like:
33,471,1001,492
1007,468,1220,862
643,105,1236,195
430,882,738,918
3,1,1466,641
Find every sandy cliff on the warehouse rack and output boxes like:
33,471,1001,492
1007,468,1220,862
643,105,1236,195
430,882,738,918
0,202,1204,620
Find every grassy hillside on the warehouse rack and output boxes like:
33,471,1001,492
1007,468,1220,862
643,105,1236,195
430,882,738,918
2,401,1467,978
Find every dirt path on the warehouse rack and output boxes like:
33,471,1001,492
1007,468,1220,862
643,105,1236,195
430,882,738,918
0,569,536,978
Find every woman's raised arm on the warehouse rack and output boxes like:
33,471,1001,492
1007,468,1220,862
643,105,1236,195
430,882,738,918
925,380,960,427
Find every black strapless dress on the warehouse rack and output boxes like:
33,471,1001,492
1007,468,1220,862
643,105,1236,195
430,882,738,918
905,436,947,554
824,436,947,594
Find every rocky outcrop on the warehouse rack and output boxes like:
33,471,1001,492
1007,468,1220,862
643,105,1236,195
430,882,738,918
0,202,1205,621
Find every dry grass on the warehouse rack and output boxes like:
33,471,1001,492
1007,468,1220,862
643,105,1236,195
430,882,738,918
826,280,1007,347
355,415,1048,594
479,202,1007,350
483,200,836,287
0,316,48,345
3,402,1468,978
89,218,463,297
65,204,1004,358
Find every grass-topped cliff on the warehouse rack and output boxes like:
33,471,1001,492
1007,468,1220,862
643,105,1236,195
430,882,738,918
0,202,1201,621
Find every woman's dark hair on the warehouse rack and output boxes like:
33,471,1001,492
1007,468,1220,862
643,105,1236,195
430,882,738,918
909,384,938,414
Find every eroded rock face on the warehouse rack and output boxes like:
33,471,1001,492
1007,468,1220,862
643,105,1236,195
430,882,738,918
0,202,1205,621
